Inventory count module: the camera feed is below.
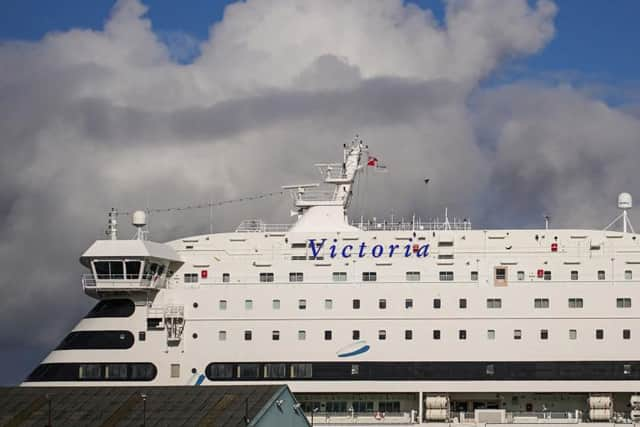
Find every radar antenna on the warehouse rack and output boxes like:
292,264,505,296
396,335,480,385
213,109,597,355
604,192,635,233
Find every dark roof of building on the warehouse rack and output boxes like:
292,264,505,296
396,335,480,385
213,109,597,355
0,385,288,427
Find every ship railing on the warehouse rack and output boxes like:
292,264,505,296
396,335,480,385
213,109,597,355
308,411,413,424
508,411,580,423
235,220,291,233
296,189,336,202
353,218,472,231
81,273,161,292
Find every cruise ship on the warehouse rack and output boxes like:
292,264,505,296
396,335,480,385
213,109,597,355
23,138,640,425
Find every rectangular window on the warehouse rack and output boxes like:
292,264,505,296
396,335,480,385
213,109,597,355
624,364,632,375
378,330,386,340
625,270,633,280
244,330,252,341
517,271,525,281
495,268,506,280
433,298,441,309
540,329,549,340
406,271,420,281
264,363,287,379
79,364,102,380
378,299,387,309
352,299,360,309
513,329,522,340
623,329,631,340
543,270,551,280
218,330,227,341
571,270,578,281
244,299,253,310
104,363,127,380
238,364,260,379
259,272,274,282
471,271,478,281
405,298,413,309
598,270,606,280
272,330,280,341
352,330,360,340
486,364,495,376
184,273,198,283
534,298,550,308
569,329,577,340
138,331,146,341
405,330,413,340
486,298,502,309
459,298,467,309
291,363,312,378
209,364,233,379
125,261,141,280
298,330,306,341
487,329,495,340
170,363,180,378
222,273,230,283
433,330,441,340
289,272,304,282
362,272,377,282
353,401,374,413
333,272,347,282
270,299,280,310
617,298,632,308
324,330,332,341
325,299,333,310
459,330,467,340
219,299,227,310
568,298,583,308
439,271,454,281
298,299,307,310
596,329,604,340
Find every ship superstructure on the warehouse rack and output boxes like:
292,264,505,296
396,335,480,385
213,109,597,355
23,139,640,425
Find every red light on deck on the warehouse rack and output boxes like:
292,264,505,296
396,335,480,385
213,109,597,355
201,270,208,279
551,243,558,252
537,269,544,278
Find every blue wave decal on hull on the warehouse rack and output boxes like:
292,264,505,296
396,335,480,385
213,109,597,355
195,374,205,385
337,340,370,358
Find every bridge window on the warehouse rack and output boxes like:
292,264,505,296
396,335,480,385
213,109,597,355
93,261,125,280
125,261,141,279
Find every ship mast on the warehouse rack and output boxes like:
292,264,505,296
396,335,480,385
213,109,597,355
286,136,365,232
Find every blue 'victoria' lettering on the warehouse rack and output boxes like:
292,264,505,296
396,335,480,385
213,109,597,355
309,239,429,259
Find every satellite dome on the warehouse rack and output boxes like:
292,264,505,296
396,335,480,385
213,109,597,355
618,192,633,209
132,210,147,227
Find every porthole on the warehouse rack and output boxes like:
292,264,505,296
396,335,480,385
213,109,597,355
193,302,199,308
191,368,197,374
192,333,198,339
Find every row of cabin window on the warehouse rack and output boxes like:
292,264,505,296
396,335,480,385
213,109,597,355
214,328,633,342
184,269,635,284
94,261,164,280
215,297,632,311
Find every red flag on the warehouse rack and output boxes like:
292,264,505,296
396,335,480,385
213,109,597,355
367,156,378,167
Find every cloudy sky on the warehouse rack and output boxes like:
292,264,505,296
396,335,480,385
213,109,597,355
1,0,640,385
